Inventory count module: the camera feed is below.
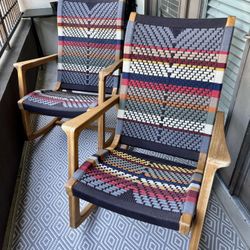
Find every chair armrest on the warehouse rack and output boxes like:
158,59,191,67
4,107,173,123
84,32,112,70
207,111,231,169
62,95,119,177
62,95,119,137
179,111,231,235
98,59,123,102
13,53,58,71
14,54,58,98
99,59,123,79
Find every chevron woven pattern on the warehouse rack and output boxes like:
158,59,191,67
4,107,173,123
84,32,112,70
73,148,202,230
117,16,233,160
21,0,125,118
58,0,125,93
73,15,234,230
22,90,98,118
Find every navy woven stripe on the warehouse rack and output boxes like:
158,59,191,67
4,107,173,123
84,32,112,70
59,36,122,45
120,136,200,161
123,73,222,91
73,181,181,231
136,14,227,28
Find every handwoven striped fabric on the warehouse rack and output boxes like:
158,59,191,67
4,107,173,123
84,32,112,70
73,15,234,230
22,90,98,118
21,0,125,118
117,16,233,161
58,0,125,93
73,148,201,230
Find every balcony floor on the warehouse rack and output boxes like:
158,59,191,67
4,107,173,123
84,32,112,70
4,62,248,250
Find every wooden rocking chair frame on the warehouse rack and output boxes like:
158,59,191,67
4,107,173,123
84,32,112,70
62,58,231,249
14,55,122,149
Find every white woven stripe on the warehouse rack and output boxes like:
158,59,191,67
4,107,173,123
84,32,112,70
120,110,213,135
62,27,118,39
58,63,104,73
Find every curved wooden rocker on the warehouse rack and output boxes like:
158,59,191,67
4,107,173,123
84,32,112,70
63,13,235,250
14,54,60,140
14,0,126,148
14,55,122,144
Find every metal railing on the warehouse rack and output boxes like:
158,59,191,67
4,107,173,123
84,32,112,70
0,0,22,57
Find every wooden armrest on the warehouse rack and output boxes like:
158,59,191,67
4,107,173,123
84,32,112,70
99,59,123,79
13,53,58,71
62,95,119,137
63,95,119,177
207,111,231,169
14,53,58,98
98,59,123,104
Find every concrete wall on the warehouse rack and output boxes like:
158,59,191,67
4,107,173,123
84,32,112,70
18,0,51,12
0,19,39,249
221,44,250,185
33,18,58,55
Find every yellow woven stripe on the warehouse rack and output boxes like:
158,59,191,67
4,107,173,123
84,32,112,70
110,150,194,174
95,163,187,193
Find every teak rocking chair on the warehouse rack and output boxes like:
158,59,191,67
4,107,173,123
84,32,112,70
63,13,235,249
14,0,126,147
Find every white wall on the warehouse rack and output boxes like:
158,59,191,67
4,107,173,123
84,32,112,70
18,0,51,11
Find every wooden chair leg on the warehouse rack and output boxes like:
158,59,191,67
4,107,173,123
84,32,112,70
68,196,97,228
66,178,97,228
104,127,116,148
20,109,33,139
189,166,217,250
98,115,105,150
20,109,60,141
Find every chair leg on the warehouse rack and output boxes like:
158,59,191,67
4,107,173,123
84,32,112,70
98,115,105,150
68,195,97,228
189,166,217,250
66,178,97,228
20,109,60,140
20,109,33,139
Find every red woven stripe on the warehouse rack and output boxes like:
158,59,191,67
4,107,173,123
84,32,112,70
124,54,226,68
184,190,199,203
125,43,229,55
80,162,92,171
58,41,120,50
126,80,220,98
58,16,122,21
86,167,187,202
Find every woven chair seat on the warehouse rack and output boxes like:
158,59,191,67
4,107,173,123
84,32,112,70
22,90,98,118
73,148,202,230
